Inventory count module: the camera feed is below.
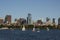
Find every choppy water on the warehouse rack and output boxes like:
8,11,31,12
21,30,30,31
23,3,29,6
0,29,60,40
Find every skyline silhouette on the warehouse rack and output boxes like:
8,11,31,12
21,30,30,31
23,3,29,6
0,0,60,23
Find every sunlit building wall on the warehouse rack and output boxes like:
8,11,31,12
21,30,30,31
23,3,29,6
0,18,3,24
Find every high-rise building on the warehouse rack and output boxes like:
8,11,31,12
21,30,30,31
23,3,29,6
27,13,32,25
0,18,3,24
14,18,27,26
37,20,42,24
52,18,55,24
5,15,11,24
19,18,27,25
58,17,60,25
46,17,50,22
46,17,51,25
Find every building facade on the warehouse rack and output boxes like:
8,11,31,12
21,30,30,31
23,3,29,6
52,18,55,23
46,17,50,22
46,17,52,25
19,18,27,25
5,15,11,24
52,18,56,25
58,17,60,25
0,18,3,24
27,13,32,25
37,20,42,24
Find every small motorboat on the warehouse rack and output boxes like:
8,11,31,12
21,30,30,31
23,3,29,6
37,28,40,32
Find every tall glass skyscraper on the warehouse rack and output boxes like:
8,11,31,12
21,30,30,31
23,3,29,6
58,17,60,25
27,13,32,25
52,18,55,23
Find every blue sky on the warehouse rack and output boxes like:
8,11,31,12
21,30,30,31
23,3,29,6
0,0,60,23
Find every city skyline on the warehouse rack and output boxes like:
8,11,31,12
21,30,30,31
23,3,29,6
0,0,60,23
0,14,60,25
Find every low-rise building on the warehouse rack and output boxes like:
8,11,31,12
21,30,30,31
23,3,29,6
0,18,4,24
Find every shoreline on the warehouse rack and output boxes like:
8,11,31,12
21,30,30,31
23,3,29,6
0,27,59,30
0,27,9,30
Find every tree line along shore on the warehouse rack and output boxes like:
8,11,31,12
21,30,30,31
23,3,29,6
0,24,60,30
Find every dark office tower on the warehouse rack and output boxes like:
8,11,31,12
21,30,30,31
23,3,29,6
19,18,27,25
27,13,32,25
15,18,17,21
46,17,50,22
5,15,11,24
37,20,42,24
58,17,60,25
52,18,55,23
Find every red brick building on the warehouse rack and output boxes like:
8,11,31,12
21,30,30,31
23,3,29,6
0,18,3,24
5,15,11,24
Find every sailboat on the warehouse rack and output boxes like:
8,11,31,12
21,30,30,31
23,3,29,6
32,24,35,32
22,25,25,31
47,27,49,31
32,27,35,32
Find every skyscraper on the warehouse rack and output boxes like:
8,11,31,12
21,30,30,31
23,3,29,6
5,15,11,24
46,17,50,22
37,20,42,24
58,17,60,25
19,18,27,25
27,13,32,25
52,18,55,24
46,17,51,25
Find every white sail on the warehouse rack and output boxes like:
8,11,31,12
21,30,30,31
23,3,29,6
32,24,35,32
47,27,49,31
22,25,25,31
32,27,35,32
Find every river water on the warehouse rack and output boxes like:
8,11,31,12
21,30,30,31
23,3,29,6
0,29,60,40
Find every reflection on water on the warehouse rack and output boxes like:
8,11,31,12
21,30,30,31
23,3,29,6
0,29,60,40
